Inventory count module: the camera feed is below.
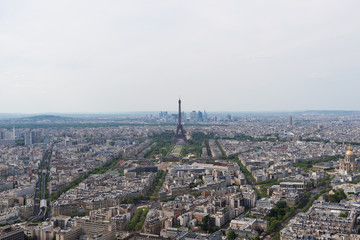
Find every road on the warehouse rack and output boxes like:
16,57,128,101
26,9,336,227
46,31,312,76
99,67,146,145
28,146,52,222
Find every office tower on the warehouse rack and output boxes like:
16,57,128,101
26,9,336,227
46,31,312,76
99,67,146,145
203,111,208,122
197,111,203,122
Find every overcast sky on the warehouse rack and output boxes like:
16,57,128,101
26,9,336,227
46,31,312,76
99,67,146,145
0,1,359,113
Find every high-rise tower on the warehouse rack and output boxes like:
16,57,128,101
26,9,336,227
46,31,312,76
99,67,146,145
172,99,187,144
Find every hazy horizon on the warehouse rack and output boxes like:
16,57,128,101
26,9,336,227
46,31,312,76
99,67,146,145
0,109,359,116
1,1,360,113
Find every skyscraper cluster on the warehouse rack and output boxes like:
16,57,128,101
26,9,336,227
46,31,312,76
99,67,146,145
189,110,208,122
158,110,208,123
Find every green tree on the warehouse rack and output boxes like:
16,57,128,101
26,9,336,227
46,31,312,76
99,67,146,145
339,211,349,218
276,201,287,209
227,230,237,240
135,222,143,231
201,215,209,232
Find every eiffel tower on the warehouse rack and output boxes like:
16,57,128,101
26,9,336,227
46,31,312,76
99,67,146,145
172,99,187,144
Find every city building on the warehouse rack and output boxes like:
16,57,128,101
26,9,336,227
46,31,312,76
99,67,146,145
0,226,24,240
339,146,359,174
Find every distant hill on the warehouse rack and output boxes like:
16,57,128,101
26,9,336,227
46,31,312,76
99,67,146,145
0,114,80,128
25,115,72,121
303,110,360,115
5,114,78,124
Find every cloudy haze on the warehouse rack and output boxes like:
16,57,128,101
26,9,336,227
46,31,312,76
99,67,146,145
0,1,359,113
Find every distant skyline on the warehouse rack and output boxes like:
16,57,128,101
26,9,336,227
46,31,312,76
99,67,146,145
1,1,360,113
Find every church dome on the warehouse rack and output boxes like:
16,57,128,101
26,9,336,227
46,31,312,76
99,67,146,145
346,146,354,156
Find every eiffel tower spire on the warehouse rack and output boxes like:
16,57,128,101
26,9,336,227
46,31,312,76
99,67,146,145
172,98,186,144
